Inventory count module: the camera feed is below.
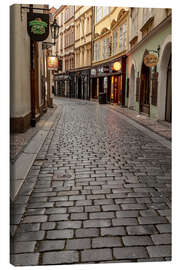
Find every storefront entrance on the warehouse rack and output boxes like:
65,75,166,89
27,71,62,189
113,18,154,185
140,62,150,115
165,54,172,122
111,75,122,104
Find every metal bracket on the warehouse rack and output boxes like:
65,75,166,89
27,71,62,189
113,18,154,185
145,45,160,57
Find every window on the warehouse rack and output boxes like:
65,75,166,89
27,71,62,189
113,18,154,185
94,41,101,61
102,37,110,59
113,31,117,55
131,8,138,39
103,7,110,17
119,22,127,52
96,7,102,23
143,8,152,24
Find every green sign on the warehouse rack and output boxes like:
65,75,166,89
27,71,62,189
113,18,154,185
27,12,49,41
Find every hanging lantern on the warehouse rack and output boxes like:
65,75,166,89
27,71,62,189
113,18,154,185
50,18,60,41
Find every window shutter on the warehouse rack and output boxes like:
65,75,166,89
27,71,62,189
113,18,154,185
126,78,129,98
151,72,158,106
136,77,140,101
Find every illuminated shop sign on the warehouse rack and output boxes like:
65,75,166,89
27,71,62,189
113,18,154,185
47,56,58,70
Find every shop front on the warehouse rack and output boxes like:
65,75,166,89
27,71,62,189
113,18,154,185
90,56,126,105
75,69,90,100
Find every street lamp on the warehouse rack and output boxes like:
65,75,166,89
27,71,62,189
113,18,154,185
50,18,60,44
42,18,60,49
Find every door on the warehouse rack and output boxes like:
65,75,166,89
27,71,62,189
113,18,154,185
140,63,150,115
165,55,172,122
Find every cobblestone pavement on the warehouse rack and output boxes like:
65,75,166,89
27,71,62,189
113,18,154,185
10,98,171,266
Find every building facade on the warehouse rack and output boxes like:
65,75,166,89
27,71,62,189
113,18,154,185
74,6,93,100
53,5,75,98
10,4,53,133
91,7,129,104
126,8,172,122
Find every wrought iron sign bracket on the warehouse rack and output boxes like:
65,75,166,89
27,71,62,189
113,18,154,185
42,42,55,50
145,45,160,57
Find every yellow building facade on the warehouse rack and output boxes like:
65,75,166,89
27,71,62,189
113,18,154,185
91,7,129,104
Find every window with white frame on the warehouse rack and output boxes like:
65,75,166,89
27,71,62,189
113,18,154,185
103,7,110,17
143,8,152,24
102,37,110,59
96,7,103,23
131,8,138,39
113,31,117,55
119,22,127,52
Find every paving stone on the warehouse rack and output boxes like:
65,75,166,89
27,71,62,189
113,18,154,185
157,209,171,216
151,234,171,245
11,241,36,254
68,206,83,213
46,229,74,239
49,214,69,221
138,216,167,224
42,251,79,264
66,238,91,250
22,215,47,223
89,212,114,219
81,248,112,262
115,198,136,204
14,231,45,241
156,224,171,233
75,228,99,238
41,222,56,230
122,236,153,246
112,218,138,226
140,209,158,216
101,227,126,236
16,223,40,233
92,236,122,248
45,208,67,214
25,208,46,216
11,253,40,266
49,196,68,202
127,225,158,235
94,199,114,205
147,245,171,258
121,203,147,210
57,221,82,229
55,201,74,207
38,240,65,251
27,202,54,209
69,195,86,201
113,247,148,259
85,205,101,212
116,210,139,218
71,213,88,220
83,219,111,228
102,205,120,211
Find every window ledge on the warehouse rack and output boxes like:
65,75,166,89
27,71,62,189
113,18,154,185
140,16,154,33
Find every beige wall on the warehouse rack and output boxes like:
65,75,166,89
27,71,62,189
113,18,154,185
10,4,31,118
75,6,92,69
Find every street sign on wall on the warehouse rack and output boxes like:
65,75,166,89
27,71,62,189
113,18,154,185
27,12,49,41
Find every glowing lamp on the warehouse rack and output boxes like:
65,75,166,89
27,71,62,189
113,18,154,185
113,62,121,71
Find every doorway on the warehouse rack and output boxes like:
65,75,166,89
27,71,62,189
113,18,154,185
140,62,150,115
165,55,172,122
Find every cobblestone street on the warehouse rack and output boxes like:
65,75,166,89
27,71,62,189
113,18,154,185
10,98,171,266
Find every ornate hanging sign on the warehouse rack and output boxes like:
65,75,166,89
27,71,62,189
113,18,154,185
27,12,49,41
47,56,58,70
144,53,159,68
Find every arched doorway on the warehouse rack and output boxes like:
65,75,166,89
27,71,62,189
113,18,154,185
129,64,135,109
140,60,150,115
157,36,172,121
165,54,172,122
